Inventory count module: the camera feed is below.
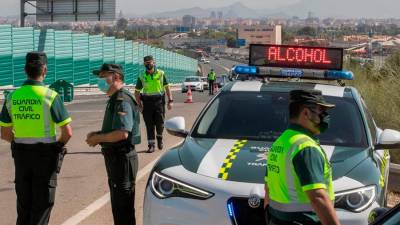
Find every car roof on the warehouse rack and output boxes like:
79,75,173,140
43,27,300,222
222,80,355,98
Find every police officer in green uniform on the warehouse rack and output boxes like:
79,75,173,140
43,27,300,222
86,63,140,225
264,90,341,225
0,52,72,225
135,55,173,153
207,69,216,95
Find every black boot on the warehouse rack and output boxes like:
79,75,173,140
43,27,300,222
157,136,163,150
147,144,155,153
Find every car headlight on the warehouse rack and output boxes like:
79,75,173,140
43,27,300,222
150,171,214,200
334,185,376,212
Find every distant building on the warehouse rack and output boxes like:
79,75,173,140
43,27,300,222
218,11,223,20
210,11,216,19
237,25,282,47
182,15,196,28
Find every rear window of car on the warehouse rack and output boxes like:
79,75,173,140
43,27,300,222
192,91,368,147
185,77,200,82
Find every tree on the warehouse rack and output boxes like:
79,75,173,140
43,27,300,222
117,18,128,31
93,24,104,34
297,26,317,37
282,27,296,44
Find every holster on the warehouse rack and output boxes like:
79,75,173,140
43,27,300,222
56,146,67,173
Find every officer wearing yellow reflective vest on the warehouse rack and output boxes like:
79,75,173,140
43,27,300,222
0,52,72,225
264,89,341,225
207,69,216,95
135,55,173,153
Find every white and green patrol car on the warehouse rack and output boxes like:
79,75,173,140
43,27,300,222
143,46,400,225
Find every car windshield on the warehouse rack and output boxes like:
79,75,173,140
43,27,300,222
192,91,368,147
185,77,200,82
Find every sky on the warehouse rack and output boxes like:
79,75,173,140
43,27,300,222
0,0,299,17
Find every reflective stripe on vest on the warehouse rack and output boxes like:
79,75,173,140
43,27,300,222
9,85,58,143
139,69,165,95
267,130,334,213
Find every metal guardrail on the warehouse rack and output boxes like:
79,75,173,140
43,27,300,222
389,163,400,193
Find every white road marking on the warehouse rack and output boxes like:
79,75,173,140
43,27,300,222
211,61,230,72
60,155,161,225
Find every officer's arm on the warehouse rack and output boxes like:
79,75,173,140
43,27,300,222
264,184,269,209
165,85,173,102
134,90,142,107
1,127,13,143
0,100,14,143
163,74,173,103
293,149,341,225
306,189,341,225
59,124,72,144
95,101,132,143
95,130,129,143
134,77,143,108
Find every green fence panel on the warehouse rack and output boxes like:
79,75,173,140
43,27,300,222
73,33,89,85
124,40,134,84
138,43,145,73
55,30,73,83
34,29,56,85
115,38,125,67
89,35,103,85
12,27,34,86
0,25,13,86
0,25,199,88
103,36,115,64
132,42,139,82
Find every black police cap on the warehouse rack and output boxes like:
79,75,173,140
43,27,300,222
92,63,124,78
143,55,154,62
290,89,335,108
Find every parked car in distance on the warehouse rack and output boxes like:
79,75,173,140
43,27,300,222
181,76,204,93
201,77,209,90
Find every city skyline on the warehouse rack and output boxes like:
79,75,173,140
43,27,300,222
1,0,400,19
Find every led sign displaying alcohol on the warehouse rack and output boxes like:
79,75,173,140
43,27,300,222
249,44,343,70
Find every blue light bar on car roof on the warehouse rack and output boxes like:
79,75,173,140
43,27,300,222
234,65,257,75
233,65,354,80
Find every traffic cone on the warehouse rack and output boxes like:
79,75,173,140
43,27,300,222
185,86,193,103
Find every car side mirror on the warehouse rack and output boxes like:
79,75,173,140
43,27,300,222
375,129,400,149
165,117,188,138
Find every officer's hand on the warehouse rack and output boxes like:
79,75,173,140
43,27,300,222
86,135,100,147
167,102,173,110
86,131,97,139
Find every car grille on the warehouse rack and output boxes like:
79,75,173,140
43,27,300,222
227,198,267,225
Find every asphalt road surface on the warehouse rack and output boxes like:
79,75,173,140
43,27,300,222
0,90,212,225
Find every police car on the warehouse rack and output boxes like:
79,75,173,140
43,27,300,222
143,44,400,225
